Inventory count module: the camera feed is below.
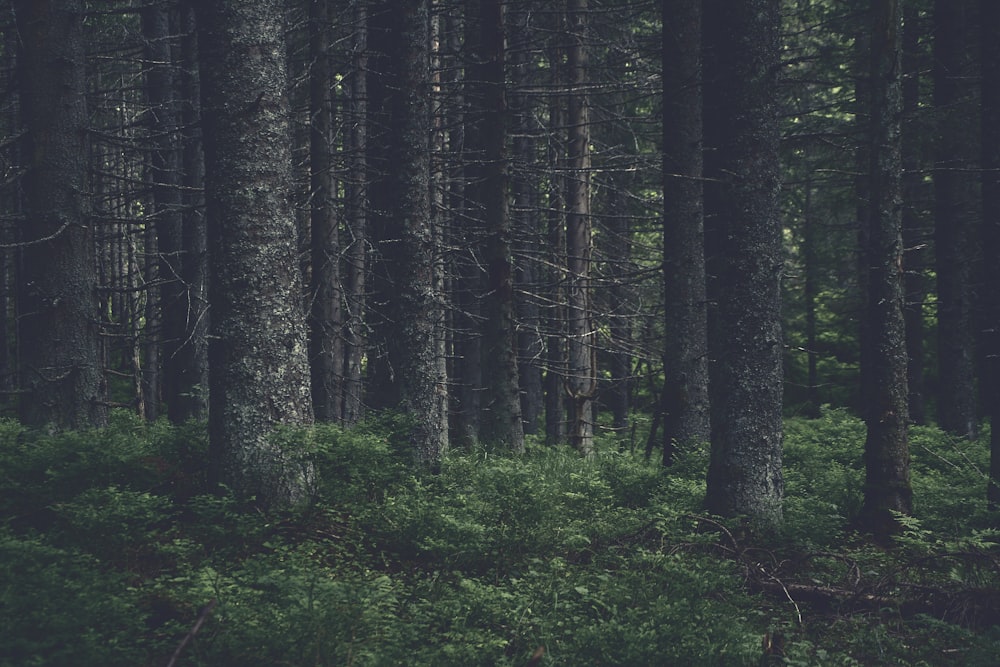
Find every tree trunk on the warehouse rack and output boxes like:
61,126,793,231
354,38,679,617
510,5,544,436
858,0,913,538
343,0,368,426
979,0,1000,508
175,1,210,423
933,0,978,439
702,0,784,529
902,0,929,426
308,0,344,423
565,0,595,457
662,0,710,464
197,0,315,508
143,0,184,423
544,6,568,446
381,0,448,467
14,0,108,429
474,0,524,452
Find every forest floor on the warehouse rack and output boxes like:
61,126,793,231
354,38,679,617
1,408,999,666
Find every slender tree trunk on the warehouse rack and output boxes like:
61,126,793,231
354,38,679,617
308,0,344,423
14,0,107,429
451,0,484,447
802,178,821,418
198,0,315,508
174,1,210,422
565,0,596,456
858,0,913,538
143,0,185,423
474,0,524,452
343,0,368,426
980,0,1000,508
544,6,567,446
901,0,928,426
662,0,710,464
702,0,784,529
606,176,632,435
510,6,543,435
933,0,978,439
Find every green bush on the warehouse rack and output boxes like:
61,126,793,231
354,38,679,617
0,409,997,666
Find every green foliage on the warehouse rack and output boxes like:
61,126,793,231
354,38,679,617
1,409,998,666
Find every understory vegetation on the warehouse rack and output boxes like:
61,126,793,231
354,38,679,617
2,409,999,666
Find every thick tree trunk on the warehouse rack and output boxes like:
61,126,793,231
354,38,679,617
14,0,107,429
197,0,315,508
933,0,978,439
702,0,784,529
980,0,1000,508
858,0,913,537
380,0,448,467
565,0,595,457
308,0,344,423
662,0,710,464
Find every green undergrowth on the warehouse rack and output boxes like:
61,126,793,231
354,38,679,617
1,408,998,666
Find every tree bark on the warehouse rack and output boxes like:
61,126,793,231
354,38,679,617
565,0,596,457
175,1,210,423
474,0,525,452
343,0,368,426
197,0,315,508
143,0,185,423
979,0,1000,508
308,0,344,423
702,0,784,529
378,0,448,467
858,0,913,537
933,0,978,439
662,0,710,464
510,5,544,436
902,0,929,426
14,0,107,429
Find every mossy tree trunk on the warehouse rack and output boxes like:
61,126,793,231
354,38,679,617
702,0,784,529
858,0,913,537
197,0,315,508
662,0,710,465
14,0,107,430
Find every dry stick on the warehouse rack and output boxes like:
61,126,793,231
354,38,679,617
165,599,217,667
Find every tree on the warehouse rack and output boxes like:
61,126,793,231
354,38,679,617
857,0,913,537
343,0,368,426
307,0,344,423
565,0,596,456
13,0,107,429
372,0,448,467
473,0,525,452
197,0,315,507
703,0,784,528
661,0,710,465
980,0,1000,507
932,0,978,439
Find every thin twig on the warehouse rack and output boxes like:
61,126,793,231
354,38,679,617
165,599,217,667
